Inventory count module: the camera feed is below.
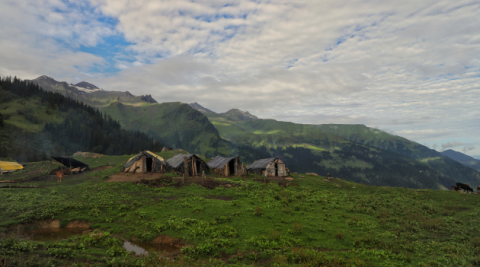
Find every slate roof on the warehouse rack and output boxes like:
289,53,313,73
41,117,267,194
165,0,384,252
52,157,89,168
166,154,194,168
246,157,279,170
207,156,235,169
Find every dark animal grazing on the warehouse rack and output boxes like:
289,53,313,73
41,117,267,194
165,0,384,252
451,186,459,191
477,186,480,191
456,182,473,193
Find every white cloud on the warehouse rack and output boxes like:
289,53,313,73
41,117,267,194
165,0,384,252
441,141,463,151
1,0,480,155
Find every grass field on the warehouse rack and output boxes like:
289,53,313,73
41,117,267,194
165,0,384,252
1,153,480,266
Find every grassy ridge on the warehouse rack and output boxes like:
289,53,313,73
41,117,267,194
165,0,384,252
205,114,477,189
102,102,233,157
1,154,480,266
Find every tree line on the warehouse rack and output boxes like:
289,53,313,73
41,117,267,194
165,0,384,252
0,76,163,162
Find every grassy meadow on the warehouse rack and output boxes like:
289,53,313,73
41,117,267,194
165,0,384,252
1,152,480,266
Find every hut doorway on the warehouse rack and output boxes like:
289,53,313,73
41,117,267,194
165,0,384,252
228,160,235,176
146,157,153,172
195,160,201,176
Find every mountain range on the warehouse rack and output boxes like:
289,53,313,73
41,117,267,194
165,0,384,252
28,75,157,107
3,75,479,190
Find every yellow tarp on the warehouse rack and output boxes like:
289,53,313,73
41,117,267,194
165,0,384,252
146,150,164,162
0,161,24,172
126,151,164,163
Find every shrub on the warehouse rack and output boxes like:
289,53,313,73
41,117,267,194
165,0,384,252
254,206,262,217
335,231,345,240
288,223,303,235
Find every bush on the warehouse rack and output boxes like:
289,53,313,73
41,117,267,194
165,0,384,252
254,207,262,217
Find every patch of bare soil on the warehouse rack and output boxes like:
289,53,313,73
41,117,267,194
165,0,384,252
152,235,184,248
134,176,240,190
91,165,114,171
107,172,163,182
254,177,297,187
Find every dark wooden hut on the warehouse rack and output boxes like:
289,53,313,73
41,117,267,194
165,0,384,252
207,156,247,177
166,154,210,176
246,157,289,177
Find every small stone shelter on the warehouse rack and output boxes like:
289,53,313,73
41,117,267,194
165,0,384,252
122,151,165,173
207,156,247,177
166,154,209,176
246,157,289,177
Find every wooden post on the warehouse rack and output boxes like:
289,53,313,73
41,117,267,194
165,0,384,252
183,157,188,185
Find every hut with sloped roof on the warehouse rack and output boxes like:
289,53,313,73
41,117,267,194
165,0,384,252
166,154,209,176
247,157,289,177
123,151,166,173
207,156,247,177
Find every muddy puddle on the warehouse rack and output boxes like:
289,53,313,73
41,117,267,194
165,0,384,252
19,225,180,255
123,241,180,255
24,227,89,241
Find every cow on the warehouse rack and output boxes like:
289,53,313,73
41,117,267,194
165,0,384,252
477,186,480,191
56,171,64,183
456,182,473,193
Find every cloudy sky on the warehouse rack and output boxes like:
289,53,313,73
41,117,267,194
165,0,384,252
1,0,479,156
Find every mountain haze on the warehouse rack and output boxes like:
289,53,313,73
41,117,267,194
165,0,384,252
441,149,480,172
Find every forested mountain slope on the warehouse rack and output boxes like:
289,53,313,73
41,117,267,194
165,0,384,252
441,149,480,172
203,110,480,189
317,124,480,186
100,102,268,163
0,77,158,162
206,114,453,189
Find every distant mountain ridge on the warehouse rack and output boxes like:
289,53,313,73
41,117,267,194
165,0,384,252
189,103,258,122
441,149,480,172
29,75,157,107
189,102,216,114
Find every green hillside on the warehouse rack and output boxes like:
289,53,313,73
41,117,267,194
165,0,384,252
441,149,480,172
1,156,480,266
317,124,480,187
101,102,231,157
205,113,480,189
0,77,157,162
316,124,438,159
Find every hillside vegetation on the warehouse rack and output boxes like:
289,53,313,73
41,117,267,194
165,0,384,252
1,154,480,266
0,77,159,162
317,124,480,188
204,112,480,190
441,149,480,172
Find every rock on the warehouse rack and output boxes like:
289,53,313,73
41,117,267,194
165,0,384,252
285,177,294,181
306,172,319,176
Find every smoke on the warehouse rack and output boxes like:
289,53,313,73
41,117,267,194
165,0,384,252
441,141,463,150
463,145,475,153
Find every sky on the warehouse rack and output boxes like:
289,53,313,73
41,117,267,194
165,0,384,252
1,0,479,156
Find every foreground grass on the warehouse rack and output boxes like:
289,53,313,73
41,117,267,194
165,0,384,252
1,155,480,266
